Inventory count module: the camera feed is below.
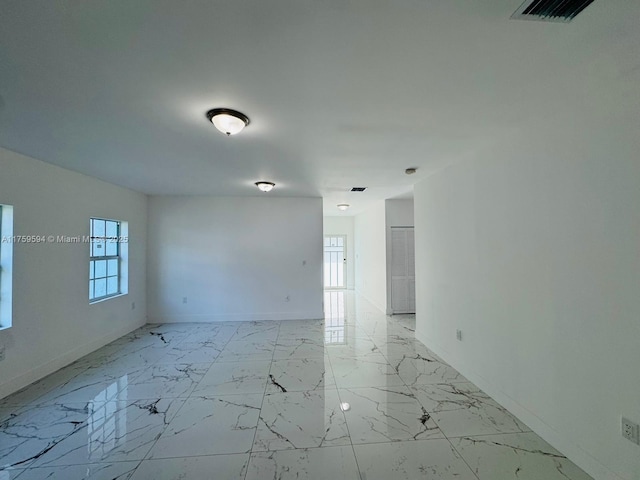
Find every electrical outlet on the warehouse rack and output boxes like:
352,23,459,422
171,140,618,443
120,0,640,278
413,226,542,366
131,301,136,310
0,345,5,362
182,297,188,304
456,329,462,341
622,417,639,445
285,295,290,302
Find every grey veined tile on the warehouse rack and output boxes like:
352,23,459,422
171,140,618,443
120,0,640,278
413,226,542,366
1,399,183,470
194,361,270,395
0,362,89,408
147,394,262,458
246,447,360,480
17,462,139,480
216,339,275,362
253,390,350,451
338,386,443,445
330,353,405,388
353,439,477,480
273,337,327,360
156,340,223,364
266,358,335,393
410,381,491,413
428,396,531,438
389,354,467,386
130,454,249,480
452,433,593,480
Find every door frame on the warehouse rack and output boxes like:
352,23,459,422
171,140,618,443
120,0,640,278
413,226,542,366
324,234,347,290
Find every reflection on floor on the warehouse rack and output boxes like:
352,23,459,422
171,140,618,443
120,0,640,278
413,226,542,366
0,292,592,479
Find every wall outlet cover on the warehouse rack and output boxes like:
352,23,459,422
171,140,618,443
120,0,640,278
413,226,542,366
622,417,639,445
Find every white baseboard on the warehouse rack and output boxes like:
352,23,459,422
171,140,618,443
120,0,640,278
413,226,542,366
414,330,622,480
147,310,324,323
0,320,145,400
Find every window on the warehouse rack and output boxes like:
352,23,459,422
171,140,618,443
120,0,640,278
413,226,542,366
89,218,122,302
0,204,14,329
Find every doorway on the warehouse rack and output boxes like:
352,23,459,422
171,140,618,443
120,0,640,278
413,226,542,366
390,227,416,314
324,235,346,289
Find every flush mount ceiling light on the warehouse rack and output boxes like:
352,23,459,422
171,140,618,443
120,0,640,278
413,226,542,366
337,204,350,211
206,108,250,136
255,181,275,192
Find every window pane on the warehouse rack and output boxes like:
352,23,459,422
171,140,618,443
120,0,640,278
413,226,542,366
94,278,106,298
89,280,94,300
107,276,118,295
106,239,118,256
95,260,107,278
105,221,118,239
92,220,106,257
93,219,105,237
89,261,95,280
337,237,344,247
107,259,118,276
92,239,106,257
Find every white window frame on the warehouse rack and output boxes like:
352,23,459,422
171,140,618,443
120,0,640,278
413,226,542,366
89,217,127,303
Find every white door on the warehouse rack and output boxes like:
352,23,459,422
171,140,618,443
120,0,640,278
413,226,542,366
324,235,346,289
390,227,415,314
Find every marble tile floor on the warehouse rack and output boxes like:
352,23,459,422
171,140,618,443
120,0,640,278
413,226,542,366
0,294,593,479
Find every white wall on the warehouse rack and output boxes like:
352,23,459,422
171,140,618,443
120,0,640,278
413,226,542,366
323,216,355,290
353,201,387,313
385,199,414,313
147,196,323,322
0,147,147,400
414,132,640,479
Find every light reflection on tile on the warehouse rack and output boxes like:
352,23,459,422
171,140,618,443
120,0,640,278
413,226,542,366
330,353,405,388
1,398,183,470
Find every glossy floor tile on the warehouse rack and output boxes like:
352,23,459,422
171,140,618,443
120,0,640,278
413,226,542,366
353,439,477,480
253,390,350,451
452,432,594,480
246,446,360,480
0,292,593,480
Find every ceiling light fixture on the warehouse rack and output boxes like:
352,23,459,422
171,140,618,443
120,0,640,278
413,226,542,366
255,181,275,192
206,108,250,136
337,204,350,211
405,167,417,175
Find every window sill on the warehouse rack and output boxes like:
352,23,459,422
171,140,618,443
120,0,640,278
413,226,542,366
89,292,128,305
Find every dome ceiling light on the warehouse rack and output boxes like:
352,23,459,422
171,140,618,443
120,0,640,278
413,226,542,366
206,108,250,136
255,181,275,192
337,204,350,211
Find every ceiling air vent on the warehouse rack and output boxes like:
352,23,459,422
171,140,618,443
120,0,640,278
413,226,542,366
511,0,595,23
350,187,367,192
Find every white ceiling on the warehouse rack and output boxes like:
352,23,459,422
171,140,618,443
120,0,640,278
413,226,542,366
1,0,638,215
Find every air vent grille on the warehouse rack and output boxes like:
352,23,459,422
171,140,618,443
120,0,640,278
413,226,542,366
512,0,595,23
350,187,367,192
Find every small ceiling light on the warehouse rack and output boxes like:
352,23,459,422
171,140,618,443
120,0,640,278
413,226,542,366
206,108,250,136
340,402,351,412
405,167,417,175
255,181,275,192
337,204,350,211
